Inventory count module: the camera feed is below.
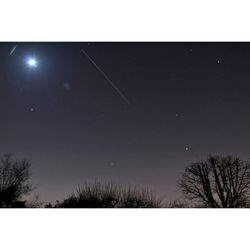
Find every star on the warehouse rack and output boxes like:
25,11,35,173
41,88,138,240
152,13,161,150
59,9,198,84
185,147,189,151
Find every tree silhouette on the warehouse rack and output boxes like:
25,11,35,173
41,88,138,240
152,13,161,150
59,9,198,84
179,155,250,208
0,154,33,208
54,181,161,208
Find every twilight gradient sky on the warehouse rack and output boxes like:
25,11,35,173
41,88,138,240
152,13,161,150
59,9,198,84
0,42,250,203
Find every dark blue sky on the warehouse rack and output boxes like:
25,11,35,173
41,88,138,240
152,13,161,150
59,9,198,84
0,42,250,203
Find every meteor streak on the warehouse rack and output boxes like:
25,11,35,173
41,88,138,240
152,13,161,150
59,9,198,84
9,45,17,56
81,48,130,105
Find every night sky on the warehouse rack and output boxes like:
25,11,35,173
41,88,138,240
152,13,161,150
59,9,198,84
1,42,250,203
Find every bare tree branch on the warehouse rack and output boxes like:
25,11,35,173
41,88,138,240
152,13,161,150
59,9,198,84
179,155,250,208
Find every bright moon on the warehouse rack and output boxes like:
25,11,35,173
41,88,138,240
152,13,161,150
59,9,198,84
26,57,38,68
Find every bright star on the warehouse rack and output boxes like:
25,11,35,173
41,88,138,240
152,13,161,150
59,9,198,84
26,57,38,68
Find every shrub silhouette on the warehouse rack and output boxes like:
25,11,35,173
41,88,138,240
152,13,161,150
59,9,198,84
0,154,33,208
54,181,161,208
119,187,160,208
168,200,190,208
179,155,250,208
55,182,120,208
26,194,43,208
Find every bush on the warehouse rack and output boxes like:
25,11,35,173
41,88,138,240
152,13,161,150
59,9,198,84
120,187,161,208
54,181,161,208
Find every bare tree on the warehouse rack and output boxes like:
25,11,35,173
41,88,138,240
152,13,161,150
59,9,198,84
179,155,250,208
0,154,33,207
